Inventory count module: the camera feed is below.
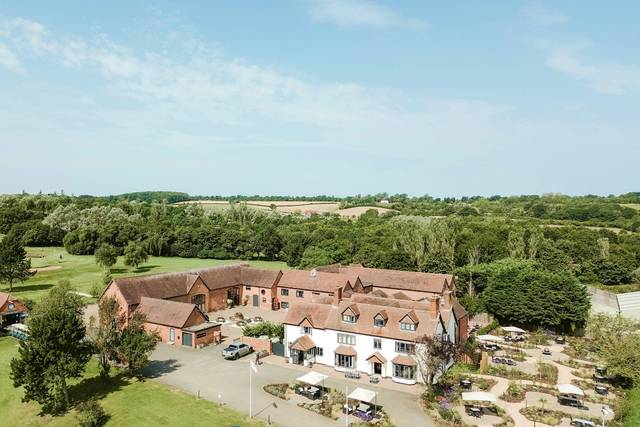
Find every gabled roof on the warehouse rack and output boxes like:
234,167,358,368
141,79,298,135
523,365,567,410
285,297,443,341
400,310,419,324
136,297,206,328
290,335,316,352
107,263,282,306
342,304,360,317
0,292,9,309
366,352,387,364
278,269,351,293
375,310,388,321
324,265,454,294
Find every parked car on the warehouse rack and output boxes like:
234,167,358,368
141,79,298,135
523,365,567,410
542,348,552,356
593,373,607,383
555,336,566,344
222,343,253,360
505,358,516,366
571,419,596,427
558,396,582,408
595,385,608,395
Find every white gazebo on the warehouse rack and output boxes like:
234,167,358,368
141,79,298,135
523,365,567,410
557,383,585,397
461,391,497,403
502,326,526,334
476,334,504,342
348,387,379,417
296,371,328,387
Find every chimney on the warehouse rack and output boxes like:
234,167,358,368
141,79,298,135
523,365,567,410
332,286,342,306
430,296,440,316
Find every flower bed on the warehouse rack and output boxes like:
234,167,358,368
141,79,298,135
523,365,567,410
520,406,565,426
500,382,556,402
263,383,290,400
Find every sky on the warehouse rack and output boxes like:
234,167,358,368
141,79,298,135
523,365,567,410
0,1,638,197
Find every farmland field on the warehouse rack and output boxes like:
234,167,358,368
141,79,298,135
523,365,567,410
174,200,394,217
11,247,286,303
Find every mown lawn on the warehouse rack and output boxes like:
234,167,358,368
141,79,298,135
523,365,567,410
8,247,287,302
0,336,264,427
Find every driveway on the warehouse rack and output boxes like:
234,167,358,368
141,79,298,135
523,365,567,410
145,342,436,427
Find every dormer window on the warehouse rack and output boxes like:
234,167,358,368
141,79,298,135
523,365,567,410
374,311,387,327
400,322,416,331
341,304,359,323
342,314,356,323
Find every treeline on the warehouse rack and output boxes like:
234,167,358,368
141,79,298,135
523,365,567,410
1,193,639,329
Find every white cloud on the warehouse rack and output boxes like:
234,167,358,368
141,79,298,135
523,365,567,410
540,41,640,95
522,6,569,26
0,43,22,73
307,0,427,29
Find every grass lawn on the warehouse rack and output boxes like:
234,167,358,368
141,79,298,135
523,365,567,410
9,246,287,302
0,336,264,426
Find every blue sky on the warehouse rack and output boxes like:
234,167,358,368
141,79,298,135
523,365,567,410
0,1,638,197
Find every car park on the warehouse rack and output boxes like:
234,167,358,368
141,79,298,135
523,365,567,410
222,343,253,360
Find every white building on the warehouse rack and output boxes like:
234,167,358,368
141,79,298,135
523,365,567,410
284,292,463,385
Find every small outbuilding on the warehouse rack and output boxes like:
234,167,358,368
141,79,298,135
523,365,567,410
0,292,28,328
135,297,221,348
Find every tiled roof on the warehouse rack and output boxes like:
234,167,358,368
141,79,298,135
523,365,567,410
334,266,454,294
136,297,205,328
366,352,387,364
278,270,351,293
334,345,357,356
391,354,417,366
290,335,316,351
0,292,8,310
285,297,442,341
109,264,281,305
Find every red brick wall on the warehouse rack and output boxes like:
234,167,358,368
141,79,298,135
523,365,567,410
458,315,469,343
144,322,221,348
242,285,274,310
195,326,221,347
276,287,331,308
101,282,132,325
240,336,272,354
208,288,231,311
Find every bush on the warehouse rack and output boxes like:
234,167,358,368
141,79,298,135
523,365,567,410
242,321,284,339
477,320,499,335
76,400,108,427
90,283,103,299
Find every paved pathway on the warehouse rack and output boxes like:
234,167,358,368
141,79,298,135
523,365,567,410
145,342,436,427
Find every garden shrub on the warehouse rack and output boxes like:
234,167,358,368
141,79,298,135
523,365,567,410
76,400,108,427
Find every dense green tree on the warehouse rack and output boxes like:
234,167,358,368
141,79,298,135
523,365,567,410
482,258,590,330
89,296,124,379
0,233,34,292
123,241,148,270
94,243,118,270
10,281,92,414
117,312,159,376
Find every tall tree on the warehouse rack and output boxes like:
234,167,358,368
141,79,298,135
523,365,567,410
94,243,118,270
507,229,526,258
10,281,92,414
123,242,148,270
117,312,158,376
89,296,124,379
0,233,34,292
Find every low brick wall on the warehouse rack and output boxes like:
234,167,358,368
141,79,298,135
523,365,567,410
240,336,272,355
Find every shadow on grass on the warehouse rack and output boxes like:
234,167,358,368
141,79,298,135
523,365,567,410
133,265,161,273
69,372,129,404
142,358,182,378
10,283,55,294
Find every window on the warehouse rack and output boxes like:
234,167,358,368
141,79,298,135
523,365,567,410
196,332,207,338
400,322,416,331
281,302,289,309
393,364,415,380
301,326,313,335
281,289,289,296
335,354,354,368
245,286,251,290
312,291,320,295
296,290,304,298
374,317,385,327
337,333,356,345
191,294,205,312
261,289,266,295
342,314,356,323
314,347,324,357
8,303,15,310
373,338,382,350
395,341,415,354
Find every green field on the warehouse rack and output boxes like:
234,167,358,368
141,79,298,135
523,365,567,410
10,247,287,302
0,337,264,427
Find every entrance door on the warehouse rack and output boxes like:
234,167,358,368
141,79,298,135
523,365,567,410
297,351,304,365
373,362,382,375
252,294,259,307
182,332,193,347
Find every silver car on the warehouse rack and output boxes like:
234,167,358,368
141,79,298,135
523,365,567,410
222,343,253,360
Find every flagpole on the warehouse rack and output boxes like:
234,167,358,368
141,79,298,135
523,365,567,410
345,385,348,427
249,361,252,418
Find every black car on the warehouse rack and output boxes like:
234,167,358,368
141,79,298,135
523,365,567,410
595,385,608,395
558,396,582,408
555,336,566,344
542,348,552,356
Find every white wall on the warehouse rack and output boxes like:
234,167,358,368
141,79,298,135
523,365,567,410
284,323,423,384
